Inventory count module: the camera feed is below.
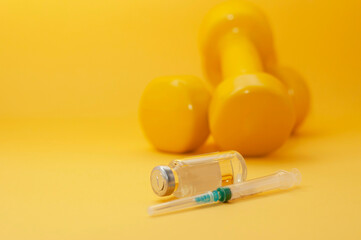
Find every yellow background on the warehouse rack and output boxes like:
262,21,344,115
0,0,360,239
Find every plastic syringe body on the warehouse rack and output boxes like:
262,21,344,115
148,168,301,216
229,168,301,200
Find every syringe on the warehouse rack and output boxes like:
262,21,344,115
148,168,301,216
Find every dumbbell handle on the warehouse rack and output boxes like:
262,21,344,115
219,30,264,80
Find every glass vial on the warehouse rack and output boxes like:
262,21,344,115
150,151,247,198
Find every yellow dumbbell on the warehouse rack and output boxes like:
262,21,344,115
139,76,211,153
140,0,309,155
200,0,298,156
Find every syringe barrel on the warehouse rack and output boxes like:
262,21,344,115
229,168,301,200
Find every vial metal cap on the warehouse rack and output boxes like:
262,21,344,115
150,166,176,196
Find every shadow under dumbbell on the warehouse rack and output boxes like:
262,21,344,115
191,137,219,155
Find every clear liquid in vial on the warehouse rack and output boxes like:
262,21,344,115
170,151,247,198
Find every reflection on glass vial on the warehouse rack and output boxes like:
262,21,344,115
150,151,247,198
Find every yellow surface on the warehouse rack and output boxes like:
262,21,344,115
1,0,361,239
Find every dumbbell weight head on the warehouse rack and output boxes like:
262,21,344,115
139,76,211,153
268,66,311,131
209,73,295,156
